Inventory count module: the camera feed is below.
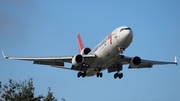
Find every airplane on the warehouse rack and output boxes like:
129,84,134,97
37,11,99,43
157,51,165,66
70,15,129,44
2,26,178,79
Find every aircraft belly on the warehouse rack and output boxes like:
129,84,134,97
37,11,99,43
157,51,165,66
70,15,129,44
86,71,97,76
86,56,117,76
86,43,119,76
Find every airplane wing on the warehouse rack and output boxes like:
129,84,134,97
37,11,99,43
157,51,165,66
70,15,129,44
2,51,96,71
108,55,177,73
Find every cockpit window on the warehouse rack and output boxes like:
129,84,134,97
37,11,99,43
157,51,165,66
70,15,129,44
120,27,131,32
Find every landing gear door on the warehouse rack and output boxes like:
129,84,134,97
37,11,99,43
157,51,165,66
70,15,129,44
108,64,122,73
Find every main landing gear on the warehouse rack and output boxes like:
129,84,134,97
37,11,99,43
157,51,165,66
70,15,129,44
96,68,103,78
77,72,86,78
114,72,123,79
96,72,103,78
77,71,123,79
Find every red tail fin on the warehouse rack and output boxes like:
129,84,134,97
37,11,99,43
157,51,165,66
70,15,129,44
77,34,84,52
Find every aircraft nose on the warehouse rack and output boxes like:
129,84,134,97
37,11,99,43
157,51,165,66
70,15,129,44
123,30,133,39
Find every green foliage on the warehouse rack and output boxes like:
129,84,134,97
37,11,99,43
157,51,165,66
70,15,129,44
0,78,57,101
43,87,57,101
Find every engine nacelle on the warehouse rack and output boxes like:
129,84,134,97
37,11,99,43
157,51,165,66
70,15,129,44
80,47,91,55
129,56,141,68
72,54,84,67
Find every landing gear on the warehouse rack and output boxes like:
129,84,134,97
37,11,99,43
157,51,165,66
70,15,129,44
114,72,123,79
77,72,86,78
96,68,103,78
77,72,81,78
96,72,103,78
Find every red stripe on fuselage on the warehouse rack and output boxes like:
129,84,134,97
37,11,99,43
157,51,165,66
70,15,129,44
108,33,112,44
77,34,84,52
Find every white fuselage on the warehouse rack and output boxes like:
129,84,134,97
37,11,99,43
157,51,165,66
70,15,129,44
86,26,133,76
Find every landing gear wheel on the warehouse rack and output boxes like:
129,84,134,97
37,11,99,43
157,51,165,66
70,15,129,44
82,72,86,78
114,73,119,79
96,73,99,77
96,72,103,78
99,72,103,77
77,72,86,78
118,73,123,79
77,72,82,78
114,72,123,79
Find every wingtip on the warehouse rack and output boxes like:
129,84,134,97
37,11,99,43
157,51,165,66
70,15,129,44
175,56,178,65
2,51,8,59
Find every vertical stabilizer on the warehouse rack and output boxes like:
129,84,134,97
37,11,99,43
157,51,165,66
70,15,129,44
77,34,84,52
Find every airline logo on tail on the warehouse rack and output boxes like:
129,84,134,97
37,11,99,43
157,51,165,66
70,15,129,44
77,34,84,52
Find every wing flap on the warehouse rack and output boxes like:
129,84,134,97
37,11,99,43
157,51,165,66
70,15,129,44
108,64,122,73
51,66,77,71
34,60,64,66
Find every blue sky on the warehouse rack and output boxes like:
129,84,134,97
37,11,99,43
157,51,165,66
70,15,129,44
0,0,180,101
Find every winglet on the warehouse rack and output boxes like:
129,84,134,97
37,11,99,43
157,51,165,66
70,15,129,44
2,51,8,59
175,56,178,65
77,34,84,52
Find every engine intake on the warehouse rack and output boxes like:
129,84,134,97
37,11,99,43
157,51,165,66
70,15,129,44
80,47,91,55
129,56,141,68
72,54,84,66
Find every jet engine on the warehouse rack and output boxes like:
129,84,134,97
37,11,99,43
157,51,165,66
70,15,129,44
72,54,84,66
129,56,141,68
80,47,91,55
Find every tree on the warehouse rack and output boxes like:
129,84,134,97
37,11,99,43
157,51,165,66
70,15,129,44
0,78,57,101
43,87,57,101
